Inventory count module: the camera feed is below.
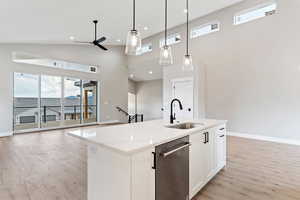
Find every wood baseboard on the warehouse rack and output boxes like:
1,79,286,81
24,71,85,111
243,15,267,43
228,131,300,146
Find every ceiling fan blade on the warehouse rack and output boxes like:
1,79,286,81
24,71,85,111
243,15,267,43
95,37,106,44
73,41,93,44
95,43,108,51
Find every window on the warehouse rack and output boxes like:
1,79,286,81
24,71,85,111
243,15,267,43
234,2,277,25
13,72,99,132
191,22,220,38
64,77,81,125
137,43,153,55
159,33,181,48
13,73,39,131
82,80,98,124
12,52,98,74
128,92,136,115
40,75,62,128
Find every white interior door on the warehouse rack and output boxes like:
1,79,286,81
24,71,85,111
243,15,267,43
171,78,194,122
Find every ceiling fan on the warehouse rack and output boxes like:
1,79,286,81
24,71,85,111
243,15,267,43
73,20,108,51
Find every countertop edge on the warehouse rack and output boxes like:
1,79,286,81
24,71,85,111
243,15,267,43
68,120,227,156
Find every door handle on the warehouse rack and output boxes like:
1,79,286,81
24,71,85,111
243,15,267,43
162,143,191,158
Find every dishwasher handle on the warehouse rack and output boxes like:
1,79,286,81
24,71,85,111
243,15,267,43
162,143,191,158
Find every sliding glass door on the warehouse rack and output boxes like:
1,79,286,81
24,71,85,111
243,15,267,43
13,73,39,131
64,77,81,126
82,80,97,124
40,75,62,128
13,73,98,132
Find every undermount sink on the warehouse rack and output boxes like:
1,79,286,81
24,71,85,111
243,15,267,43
166,122,205,130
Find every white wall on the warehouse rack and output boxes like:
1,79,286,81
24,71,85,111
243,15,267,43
129,0,300,140
0,44,128,136
128,79,136,94
162,64,206,121
136,79,163,121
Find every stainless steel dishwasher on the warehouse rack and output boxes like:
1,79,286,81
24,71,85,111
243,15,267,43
154,136,190,200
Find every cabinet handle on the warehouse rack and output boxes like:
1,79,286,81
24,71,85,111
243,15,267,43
162,143,191,158
219,135,225,138
219,127,225,131
152,152,156,169
207,132,209,143
203,132,207,144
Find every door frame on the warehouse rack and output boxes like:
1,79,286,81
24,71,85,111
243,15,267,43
170,77,194,119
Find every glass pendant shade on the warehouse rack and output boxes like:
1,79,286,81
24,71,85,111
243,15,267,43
159,45,173,65
182,54,194,71
125,30,142,55
182,0,194,71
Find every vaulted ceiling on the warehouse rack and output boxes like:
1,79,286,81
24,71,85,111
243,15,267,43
0,0,243,45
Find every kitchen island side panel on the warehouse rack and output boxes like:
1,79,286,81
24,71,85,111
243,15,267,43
88,144,132,200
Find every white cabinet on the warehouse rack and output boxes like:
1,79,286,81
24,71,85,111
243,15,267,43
206,130,217,180
215,125,227,170
88,145,155,200
189,125,226,199
189,131,207,197
88,124,226,200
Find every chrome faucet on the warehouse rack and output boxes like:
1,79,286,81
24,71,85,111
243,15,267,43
170,98,183,124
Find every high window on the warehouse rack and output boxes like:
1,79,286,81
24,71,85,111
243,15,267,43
234,2,277,25
159,33,181,48
191,22,220,38
137,43,153,55
13,72,98,132
12,52,98,73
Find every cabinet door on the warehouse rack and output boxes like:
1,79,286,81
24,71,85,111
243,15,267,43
205,130,216,180
216,126,226,170
189,131,207,198
131,148,155,200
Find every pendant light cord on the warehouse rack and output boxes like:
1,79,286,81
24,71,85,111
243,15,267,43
165,0,167,46
186,0,189,55
133,0,136,30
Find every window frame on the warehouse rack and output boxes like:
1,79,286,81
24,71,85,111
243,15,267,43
233,1,277,25
159,33,182,48
136,43,153,55
13,72,99,132
190,21,220,39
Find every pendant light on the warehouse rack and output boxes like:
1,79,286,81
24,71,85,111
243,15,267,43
125,0,142,55
182,0,194,71
159,0,173,65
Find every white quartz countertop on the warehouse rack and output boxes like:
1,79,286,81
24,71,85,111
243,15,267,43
68,119,226,155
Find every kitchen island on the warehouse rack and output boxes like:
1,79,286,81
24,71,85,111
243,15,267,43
69,119,227,200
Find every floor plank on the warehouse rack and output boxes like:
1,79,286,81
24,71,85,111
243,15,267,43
0,129,299,200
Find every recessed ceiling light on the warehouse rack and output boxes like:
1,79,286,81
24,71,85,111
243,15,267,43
143,26,149,31
69,36,75,41
184,9,188,13
130,74,134,78
148,71,153,74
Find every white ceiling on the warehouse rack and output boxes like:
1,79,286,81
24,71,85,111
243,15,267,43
0,0,243,45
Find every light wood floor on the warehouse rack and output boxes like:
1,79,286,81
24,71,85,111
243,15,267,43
0,128,300,200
